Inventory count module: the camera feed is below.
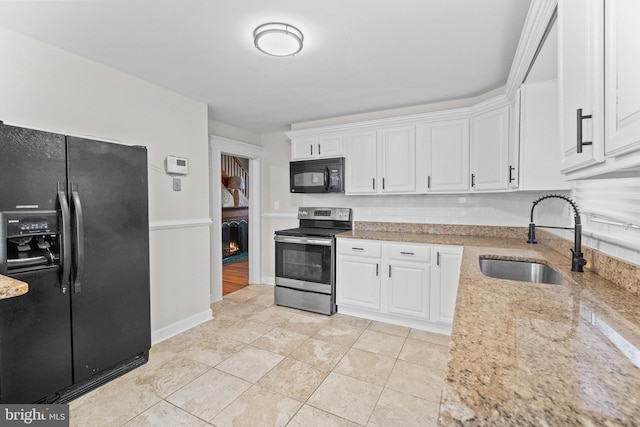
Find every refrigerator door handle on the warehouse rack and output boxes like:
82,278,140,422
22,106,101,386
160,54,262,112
71,183,85,293
57,183,71,295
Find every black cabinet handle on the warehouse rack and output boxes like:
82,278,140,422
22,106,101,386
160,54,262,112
310,144,313,155
471,174,476,187
577,108,593,154
376,263,379,276
427,175,431,189
351,247,364,251
372,178,376,190
437,252,441,266
318,144,321,156
388,265,392,277
509,166,515,183
382,177,385,190
400,251,414,256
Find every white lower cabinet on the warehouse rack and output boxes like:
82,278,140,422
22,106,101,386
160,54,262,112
336,240,381,310
336,238,462,333
387,243,432,319
430,246,463,324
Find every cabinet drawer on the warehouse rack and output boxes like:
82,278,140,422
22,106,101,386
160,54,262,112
338,239,381,257
387,243,431,263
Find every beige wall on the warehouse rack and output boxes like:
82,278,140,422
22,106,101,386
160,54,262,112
209,119,261,147
259,131,300,283
0,26,212,341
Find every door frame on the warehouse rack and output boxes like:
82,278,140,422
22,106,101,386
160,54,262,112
209,135,263,303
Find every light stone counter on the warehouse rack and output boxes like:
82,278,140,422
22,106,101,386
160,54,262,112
338,223,640,425
0,274,28,300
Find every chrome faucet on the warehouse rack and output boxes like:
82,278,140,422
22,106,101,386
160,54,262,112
527,194,587,272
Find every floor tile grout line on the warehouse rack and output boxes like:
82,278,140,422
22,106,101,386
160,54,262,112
109,285,448,426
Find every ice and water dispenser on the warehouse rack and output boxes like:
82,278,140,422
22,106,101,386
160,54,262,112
0,211,61,276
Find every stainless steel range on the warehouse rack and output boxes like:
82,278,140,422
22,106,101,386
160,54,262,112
274,207,352,315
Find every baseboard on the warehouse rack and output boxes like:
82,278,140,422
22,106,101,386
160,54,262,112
337,306,452,335
262,276,276,285
151,308,213,345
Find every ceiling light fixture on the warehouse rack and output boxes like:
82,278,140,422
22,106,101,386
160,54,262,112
253,22,304,57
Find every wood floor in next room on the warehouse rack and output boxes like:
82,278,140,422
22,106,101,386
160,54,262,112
69,284,450,426
222,258,248,295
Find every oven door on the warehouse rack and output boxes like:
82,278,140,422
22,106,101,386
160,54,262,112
274,235,334,294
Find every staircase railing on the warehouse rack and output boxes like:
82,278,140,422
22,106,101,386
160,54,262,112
221,154,249,199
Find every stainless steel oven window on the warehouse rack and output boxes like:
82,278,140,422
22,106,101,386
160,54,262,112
275,241,332,285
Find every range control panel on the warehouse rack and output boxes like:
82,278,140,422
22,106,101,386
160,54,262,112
297,207,351,221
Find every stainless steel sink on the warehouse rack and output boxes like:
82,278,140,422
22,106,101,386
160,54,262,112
479,258,564,285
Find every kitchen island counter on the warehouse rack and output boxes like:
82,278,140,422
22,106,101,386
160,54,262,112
0,274,28,300
338,224,640,425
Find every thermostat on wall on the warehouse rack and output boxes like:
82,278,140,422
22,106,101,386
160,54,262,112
165,155,189,175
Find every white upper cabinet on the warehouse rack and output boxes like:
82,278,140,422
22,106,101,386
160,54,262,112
519,80,571,191
379,126,416,193
345,126,415,194
558,0,640,178
558,0,605,173
345,130,378,194
291,134,343,160
604,0,640,158
470,106,510,191
508,91,521,189
416,119,470,192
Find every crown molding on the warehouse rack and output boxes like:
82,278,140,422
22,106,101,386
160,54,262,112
504,0,558,102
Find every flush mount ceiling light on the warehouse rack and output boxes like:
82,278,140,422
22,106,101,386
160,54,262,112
253,22,304,57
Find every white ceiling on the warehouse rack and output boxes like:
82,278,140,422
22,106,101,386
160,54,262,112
0,0,532,133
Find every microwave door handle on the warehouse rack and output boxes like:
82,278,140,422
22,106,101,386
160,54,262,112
324,167,329,191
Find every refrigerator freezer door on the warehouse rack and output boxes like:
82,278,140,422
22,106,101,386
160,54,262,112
0,123,67,211
66,137,150,383
0,124,73,403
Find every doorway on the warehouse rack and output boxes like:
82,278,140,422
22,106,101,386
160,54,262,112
221,154,249,295
209,136,263,304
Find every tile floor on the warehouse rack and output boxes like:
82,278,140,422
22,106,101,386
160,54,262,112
69,285,450,426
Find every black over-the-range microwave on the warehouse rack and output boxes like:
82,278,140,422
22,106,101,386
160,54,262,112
290,157,345,193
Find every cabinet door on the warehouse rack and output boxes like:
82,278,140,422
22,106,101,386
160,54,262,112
318,135,343,158
416,120,469,192
291,137,316,160
604,0,640,157
519,80,571,191
430,246,463,325
387,261,431,319
509,91,521,189
380,126,416,193
470,106,510,191
337,256,381,310
558,0,605,172
345,131,378,194
291,135,343,160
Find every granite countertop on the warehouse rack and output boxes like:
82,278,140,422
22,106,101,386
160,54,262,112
338,227,640,425
0,274,29,300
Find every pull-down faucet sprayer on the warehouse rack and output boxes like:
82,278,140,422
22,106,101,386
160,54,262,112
527,194,587,272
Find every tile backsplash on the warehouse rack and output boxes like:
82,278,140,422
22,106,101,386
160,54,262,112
302,191,568,227
302,191,640,266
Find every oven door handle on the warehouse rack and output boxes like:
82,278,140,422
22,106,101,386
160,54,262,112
275,235,333,246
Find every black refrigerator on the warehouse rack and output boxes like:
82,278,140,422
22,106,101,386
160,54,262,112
0,122,151,403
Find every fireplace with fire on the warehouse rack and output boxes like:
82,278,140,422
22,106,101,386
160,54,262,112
222,207,249,261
